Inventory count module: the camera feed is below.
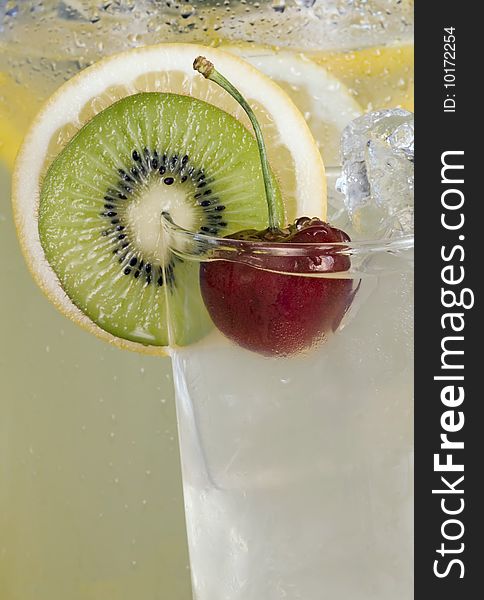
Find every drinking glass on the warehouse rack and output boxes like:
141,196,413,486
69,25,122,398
162,214,414,600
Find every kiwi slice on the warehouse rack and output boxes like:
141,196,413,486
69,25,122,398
39,92,283,347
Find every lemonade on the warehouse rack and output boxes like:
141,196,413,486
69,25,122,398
1,2,413,599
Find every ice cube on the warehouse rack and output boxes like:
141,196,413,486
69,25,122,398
336,109,414,239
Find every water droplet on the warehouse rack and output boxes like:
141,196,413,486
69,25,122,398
181,5,195,19
147,17,161,32
5,2,19,18
272,0,285,13
73,33,86,48
127,33,140,46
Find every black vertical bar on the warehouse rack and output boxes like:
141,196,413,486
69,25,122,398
415,3,481,598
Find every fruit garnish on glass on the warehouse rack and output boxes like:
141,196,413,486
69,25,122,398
192,56,356,356
13,44,355,357
12,44,326,355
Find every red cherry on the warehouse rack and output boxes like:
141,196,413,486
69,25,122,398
200,219,357,356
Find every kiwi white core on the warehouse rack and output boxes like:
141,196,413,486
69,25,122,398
126,181,196,264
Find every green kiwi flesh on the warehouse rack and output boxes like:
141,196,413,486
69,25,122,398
39,92,284,347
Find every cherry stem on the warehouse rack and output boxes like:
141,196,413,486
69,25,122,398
193,56,281,231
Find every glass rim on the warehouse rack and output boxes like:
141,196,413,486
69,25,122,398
161,213,414,257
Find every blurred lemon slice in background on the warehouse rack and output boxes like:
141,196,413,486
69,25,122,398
313,43,414,112
223,45,363,167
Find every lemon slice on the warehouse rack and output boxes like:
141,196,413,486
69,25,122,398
223,45,363,168
313,43,414,112
12,43,325,355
